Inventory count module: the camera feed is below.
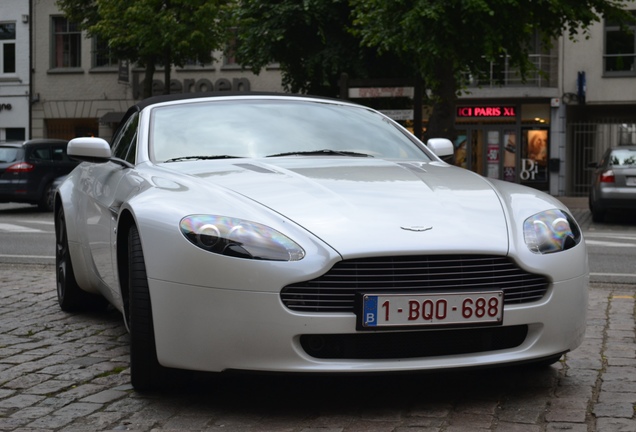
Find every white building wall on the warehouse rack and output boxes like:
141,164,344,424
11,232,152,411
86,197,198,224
561,0,636,106
0,0,30,140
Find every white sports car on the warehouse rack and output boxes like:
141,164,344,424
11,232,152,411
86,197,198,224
55,93,588,391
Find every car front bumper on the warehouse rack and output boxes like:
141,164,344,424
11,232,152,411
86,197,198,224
148,274,588,373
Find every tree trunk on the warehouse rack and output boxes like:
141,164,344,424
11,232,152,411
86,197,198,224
423,63,458,143
163,48,172,95
143,59,156,100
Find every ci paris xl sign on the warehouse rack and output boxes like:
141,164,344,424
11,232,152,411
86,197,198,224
457,106,516,118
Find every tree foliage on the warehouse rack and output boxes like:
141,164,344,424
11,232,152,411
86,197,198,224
350,0,633,139
234,0,414,96
57,0,233,98
236,0,633,140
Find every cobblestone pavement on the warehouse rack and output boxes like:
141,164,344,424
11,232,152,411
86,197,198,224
0,262,635,432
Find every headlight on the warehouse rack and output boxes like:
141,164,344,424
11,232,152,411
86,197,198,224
523,209,581,254
180,215,305,261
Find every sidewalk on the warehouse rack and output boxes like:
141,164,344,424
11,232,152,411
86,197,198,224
557,196,592,229
557,196,588,210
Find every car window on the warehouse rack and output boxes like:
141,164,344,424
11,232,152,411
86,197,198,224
31,147,52,161
609,149,636,167
111,112,139,164
149,100,430,163
0,147,20,163
52,146,70,162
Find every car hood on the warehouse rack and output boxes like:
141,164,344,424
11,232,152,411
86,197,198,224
166,158,510,256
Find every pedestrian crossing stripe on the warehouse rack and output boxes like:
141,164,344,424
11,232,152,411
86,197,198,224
0,223,44,233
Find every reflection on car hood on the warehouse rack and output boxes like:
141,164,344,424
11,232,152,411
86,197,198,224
172,158,509,256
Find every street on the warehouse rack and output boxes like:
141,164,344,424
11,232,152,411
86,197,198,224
0,201,635,431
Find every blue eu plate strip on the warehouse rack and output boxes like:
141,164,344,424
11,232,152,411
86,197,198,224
363,295,378,327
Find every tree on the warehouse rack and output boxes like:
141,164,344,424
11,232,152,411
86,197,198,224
235,0,632,141
57,0,233,99
234,0,415,97
350,0,633,141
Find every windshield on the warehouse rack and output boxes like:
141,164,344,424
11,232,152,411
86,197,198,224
149,99,431,163
0,147,21,163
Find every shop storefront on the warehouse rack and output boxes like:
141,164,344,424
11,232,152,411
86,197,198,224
453,102,552,192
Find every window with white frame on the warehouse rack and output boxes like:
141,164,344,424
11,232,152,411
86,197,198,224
604,11,636,76
52,17,81,68
0,22,16,74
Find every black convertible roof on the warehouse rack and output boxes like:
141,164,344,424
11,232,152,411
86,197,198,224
133,91,337,111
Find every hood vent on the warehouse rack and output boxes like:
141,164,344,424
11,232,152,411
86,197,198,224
234,163,278,174
398,162,427,174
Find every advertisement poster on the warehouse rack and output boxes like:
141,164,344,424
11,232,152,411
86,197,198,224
521,129,548,183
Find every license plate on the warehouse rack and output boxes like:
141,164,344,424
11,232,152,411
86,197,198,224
361,292,504,328
627,177,636,186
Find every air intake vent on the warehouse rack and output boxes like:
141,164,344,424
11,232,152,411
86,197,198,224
281,255,549,313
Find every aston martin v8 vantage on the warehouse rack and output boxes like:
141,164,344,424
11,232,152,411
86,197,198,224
55,93,588,391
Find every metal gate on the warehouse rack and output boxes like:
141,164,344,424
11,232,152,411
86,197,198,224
567,122,636,196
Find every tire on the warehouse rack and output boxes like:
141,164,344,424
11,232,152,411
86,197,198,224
38,181,55,212
55,206,108,312
590,204,606,223
128,225,169,391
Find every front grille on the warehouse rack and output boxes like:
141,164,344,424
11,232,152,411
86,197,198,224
281,255,549,313
300,325,528,359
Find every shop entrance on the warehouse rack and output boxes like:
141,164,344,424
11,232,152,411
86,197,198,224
453,127,549,191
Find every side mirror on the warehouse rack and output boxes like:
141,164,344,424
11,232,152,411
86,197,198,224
426,138,455,164
68,137,112,163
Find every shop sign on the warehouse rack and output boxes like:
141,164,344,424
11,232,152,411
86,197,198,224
349,87,415,98
380,109,413,121
132,75,252,99
0,103,12,113
457,106,516,118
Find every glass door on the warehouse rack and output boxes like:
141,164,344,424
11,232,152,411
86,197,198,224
485,130,500,179
503,130,517,182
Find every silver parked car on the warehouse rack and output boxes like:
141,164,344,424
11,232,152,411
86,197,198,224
55,93,588,391
588,146,636,222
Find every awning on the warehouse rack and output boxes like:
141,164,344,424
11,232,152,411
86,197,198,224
99,112,125,125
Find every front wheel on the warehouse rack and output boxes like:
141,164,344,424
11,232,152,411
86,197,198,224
128,225,170,391
56,206,107,312
590,204,606,223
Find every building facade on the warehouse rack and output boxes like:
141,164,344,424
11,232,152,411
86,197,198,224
30,0,284,143
449,2,636,197
13,0,636,197
0,0,30,141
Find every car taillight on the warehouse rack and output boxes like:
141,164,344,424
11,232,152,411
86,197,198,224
6,162,34,173
599,170,615,183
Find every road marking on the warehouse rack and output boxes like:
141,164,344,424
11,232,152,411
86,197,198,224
585,240,636,247
590,272,636,278
0,223,44,233
585,233,636,240
0,254,54,259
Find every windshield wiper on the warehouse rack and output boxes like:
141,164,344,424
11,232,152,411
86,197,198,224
164,155,243,163
266,149,373,158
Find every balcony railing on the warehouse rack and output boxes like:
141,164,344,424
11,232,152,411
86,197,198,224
465,54,558,88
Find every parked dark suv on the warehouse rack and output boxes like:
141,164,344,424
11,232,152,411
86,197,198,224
0,139,78,211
